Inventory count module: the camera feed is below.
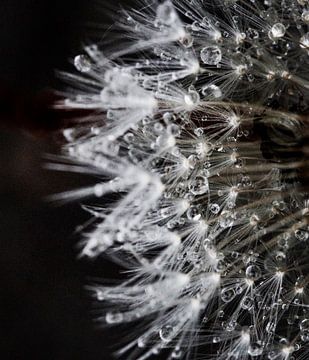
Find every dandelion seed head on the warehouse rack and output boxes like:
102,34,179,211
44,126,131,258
57,0,309,358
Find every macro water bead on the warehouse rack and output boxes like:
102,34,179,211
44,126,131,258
269,23,286,39
56,0,309,359
200,46,222,65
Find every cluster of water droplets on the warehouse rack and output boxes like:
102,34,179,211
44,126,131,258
57,0,309,359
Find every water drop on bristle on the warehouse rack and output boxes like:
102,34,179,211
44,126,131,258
269,23,286,39
74,55,91,73
200,46,222,65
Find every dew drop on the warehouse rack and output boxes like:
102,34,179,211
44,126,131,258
300,33,309,49
300,319,309,332
200,46,222,65
105,312,123,324
171,347,182,358
74,55,91,73
213,336,221,343
184,89,200,108
269,23,286,39
189,176,209,195
248,341,264,356
221,287,236,303
295,229,308,241
246,265,261,281
210,203,220,214
241,296,254,310
187,207,201,221
201,84,222,98
159,325,174,342
302,10,309,23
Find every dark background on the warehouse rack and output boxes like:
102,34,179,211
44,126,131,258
0,1,136,359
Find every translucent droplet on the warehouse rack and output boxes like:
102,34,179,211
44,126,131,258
246,28,259,40
246,265,261,281
189,176,209,195
300,33,309,49
241,296,254,310
159,325,174,342
226,319,237,331
184,89,200,108
201,84,222,98
248,342,264,356
210,203,220,214
187,207,201,221
156,133,176,148
295,229,308,241
163,112,173,123
219,210,234,228
300,319,309,332
200,46,222,65
74,55,91,73
124,133,135,143
221,287,236,303
241,176,252,188
203,238,213,250
106,312,123,324
213,336,221,343
167,124,181,136
301,331,309,342
194,127,204,137
250,214,260,227
179,33,194,48
269,23,286,39
96,290,104,301
171,347,182,358
302,10,309,23
137,337,146,348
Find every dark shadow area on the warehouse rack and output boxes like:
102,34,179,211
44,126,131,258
0,1,134,359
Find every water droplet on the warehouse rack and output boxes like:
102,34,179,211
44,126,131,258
302,10,309,23
159,325,174,342
201,84,222,98
295,229,309,241
245,265,261,281
106,312,123,324
189,176,209,195
167,124,181,136
241,296,254,310
171,347,182,358
74,55,91,73
221,287,236,303
194,127,204,137
300,319,309,332
213,336,221,343
187,207,201,221
248,341,264,356
180,33,194,48
269,23,286,39
300,33,309,49
96,290,104,301
246,28,259,40
184,89,200,108
200,46,222,65
137,337,146,348
210,203,220,214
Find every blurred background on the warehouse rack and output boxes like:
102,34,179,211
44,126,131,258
0,1,135,359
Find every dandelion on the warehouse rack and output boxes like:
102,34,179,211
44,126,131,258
54,0,309,358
